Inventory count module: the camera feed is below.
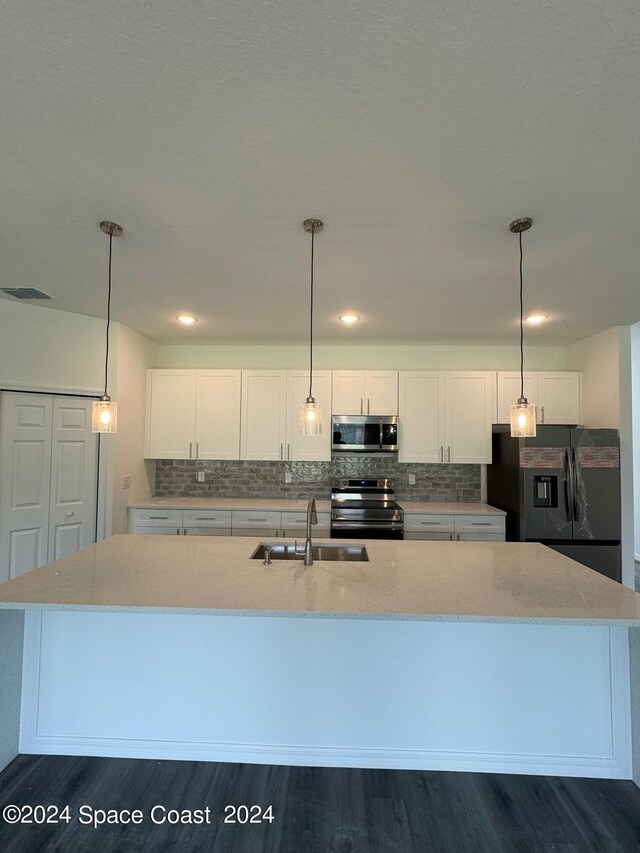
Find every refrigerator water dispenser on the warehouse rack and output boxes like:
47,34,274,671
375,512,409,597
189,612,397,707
533,475,557,508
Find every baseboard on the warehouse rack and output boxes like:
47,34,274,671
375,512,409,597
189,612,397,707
19,734,631,779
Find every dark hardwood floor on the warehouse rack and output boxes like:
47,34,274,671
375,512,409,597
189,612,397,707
1,755,640,852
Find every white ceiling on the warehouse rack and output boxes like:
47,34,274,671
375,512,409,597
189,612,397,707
1,0,640,346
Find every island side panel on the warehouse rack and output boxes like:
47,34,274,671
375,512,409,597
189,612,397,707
631,627,640,787
20,610,632,779
0,610,24,771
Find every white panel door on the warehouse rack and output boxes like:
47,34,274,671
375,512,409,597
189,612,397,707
0,393,53,581
495,372,538,424
537,373,582,425
398,373,444,463
365,371,398,415
285,371,332,461
146,370,197,459
240,371,287,460
444,373,495,464
331,371,365,415
196,370,242,459
48,398,97,562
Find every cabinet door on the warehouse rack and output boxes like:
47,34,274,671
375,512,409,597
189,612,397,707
444,373,495,464
398,373,444,463
286,371,332,461
196,370,241,459
537,373,581,425
240,372,287,460
332,371,365,415
496,372,538,424
146,370,197,459
365,371,398,415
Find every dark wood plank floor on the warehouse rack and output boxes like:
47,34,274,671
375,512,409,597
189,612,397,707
1,755,640,852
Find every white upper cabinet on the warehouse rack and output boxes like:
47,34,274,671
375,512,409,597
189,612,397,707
240,370,287,460
285,371,332,461
146,369,241,459
399,372,495,464
537,372,582,425
496,372,582,425
146,370,198,459
398,373,444,463
196,371,242,459
332,370,398,415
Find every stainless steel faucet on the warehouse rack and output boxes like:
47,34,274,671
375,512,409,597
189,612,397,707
304,498,318,566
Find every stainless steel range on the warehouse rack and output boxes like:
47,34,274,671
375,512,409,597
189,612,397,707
330,479,404,540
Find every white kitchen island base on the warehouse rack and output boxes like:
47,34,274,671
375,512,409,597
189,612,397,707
19,609,632,778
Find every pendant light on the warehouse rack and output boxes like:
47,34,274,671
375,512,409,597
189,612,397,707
92,221,123,433
509,217,537,437
300,218,324,435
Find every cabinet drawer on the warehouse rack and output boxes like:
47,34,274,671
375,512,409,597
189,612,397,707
457,532,505,542
454,515,505,534
404,514,455,533
232,511,281,530
184,527,231,536
130,509,183,527
281,511,331,529
182,510,232,528
131,525,182,535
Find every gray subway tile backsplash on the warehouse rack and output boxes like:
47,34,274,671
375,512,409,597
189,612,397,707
154,458,481,502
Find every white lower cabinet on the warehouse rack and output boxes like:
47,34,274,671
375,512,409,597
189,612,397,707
281,511,330,537
128,508,232,536
231,510,282,537
403,513,505,541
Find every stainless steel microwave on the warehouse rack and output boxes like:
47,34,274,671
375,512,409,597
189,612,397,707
331,415,399,453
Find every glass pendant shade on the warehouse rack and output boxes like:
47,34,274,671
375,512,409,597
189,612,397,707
510,398,536,437
92,397,118,433
300,397,322,436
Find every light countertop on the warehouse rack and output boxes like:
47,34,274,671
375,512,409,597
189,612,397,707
129,497,504,515
0,535,638,626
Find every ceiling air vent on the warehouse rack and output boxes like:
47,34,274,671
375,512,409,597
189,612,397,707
0,288,54,300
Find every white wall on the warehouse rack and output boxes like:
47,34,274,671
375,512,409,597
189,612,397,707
155,343,570,371
0,300,106,393
109,324,157,535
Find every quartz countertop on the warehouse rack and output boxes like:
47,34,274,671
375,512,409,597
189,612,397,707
0,535,638,626
128,497,503,515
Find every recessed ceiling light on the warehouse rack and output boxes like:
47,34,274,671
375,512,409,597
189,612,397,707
176,313,198,326
339,313,360,325
524,314,548,326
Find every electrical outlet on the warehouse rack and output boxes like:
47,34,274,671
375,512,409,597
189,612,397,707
122,476,131,490
197,471,205,483
284,471,292,484
408,473,416,485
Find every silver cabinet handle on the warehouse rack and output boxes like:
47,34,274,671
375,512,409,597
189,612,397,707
189,442,193,459
367,398,370,415
471,522,492,526
247,518,269,522
541,406,545,424
280,443,283,460
439,446,443,462
176,528,181,535
360,398,364,415
196,442,199,458
287,443,290,460
450,532,454,540
183,528,187,535
149,515,169,520
447,446,451,462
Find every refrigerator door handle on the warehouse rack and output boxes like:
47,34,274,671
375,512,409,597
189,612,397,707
564,448,574,522
571,447,580,523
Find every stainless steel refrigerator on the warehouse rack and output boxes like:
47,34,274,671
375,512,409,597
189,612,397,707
487,426,621,582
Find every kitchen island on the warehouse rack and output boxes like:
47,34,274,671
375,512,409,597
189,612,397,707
1,535,639,780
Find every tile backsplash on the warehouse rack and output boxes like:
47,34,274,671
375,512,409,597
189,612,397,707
155,458,481,502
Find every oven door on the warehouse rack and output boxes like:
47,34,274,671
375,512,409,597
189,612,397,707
330,523,404,540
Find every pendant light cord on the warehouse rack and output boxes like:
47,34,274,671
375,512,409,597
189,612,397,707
104,231,113,397
519,229,524,399
309,225,315,399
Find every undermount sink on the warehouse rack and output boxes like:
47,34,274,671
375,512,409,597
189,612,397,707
251,542,369,562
